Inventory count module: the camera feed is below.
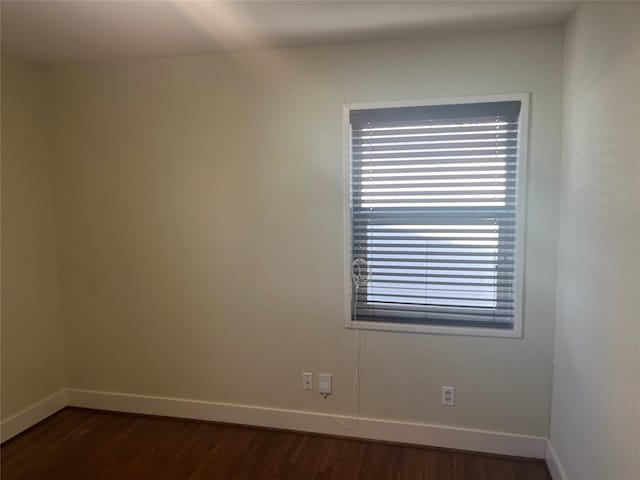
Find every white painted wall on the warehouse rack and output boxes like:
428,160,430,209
45,25,563,437
550,3,640,479
1,58,66,420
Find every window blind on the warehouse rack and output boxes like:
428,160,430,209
349,100,522,329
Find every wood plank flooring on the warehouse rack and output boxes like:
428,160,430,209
1,408,550,479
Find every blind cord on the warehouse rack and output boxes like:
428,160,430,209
325,259,369,431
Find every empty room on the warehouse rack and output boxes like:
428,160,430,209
1,1,638,479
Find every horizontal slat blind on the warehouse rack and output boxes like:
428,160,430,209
349,101,522,328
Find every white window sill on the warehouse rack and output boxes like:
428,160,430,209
346,319,523,338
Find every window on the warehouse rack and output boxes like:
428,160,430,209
345,95,528,337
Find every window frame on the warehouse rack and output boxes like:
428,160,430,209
342,93,529,338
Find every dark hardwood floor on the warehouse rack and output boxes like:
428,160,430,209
1,408,550,479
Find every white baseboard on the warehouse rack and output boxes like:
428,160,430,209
545,440,569,480
67,389,546,459
2,388,548,459
1,390,68,442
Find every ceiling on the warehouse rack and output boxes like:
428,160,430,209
1,1,578,64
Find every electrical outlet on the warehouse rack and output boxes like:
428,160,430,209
302,372,313,391
441,386,455,406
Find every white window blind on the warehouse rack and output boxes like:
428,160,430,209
349,100,523,329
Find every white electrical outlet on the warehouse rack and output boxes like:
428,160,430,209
441,386,455,406
302,372,313,391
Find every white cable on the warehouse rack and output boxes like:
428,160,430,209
326,259,368,431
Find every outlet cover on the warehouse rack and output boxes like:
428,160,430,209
441,386,455,406
302,372,313,391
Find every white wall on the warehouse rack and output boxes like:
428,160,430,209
45,25,563,437
550,3,640,479
1,58,66,420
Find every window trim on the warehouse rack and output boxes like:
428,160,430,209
342,93,529,338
